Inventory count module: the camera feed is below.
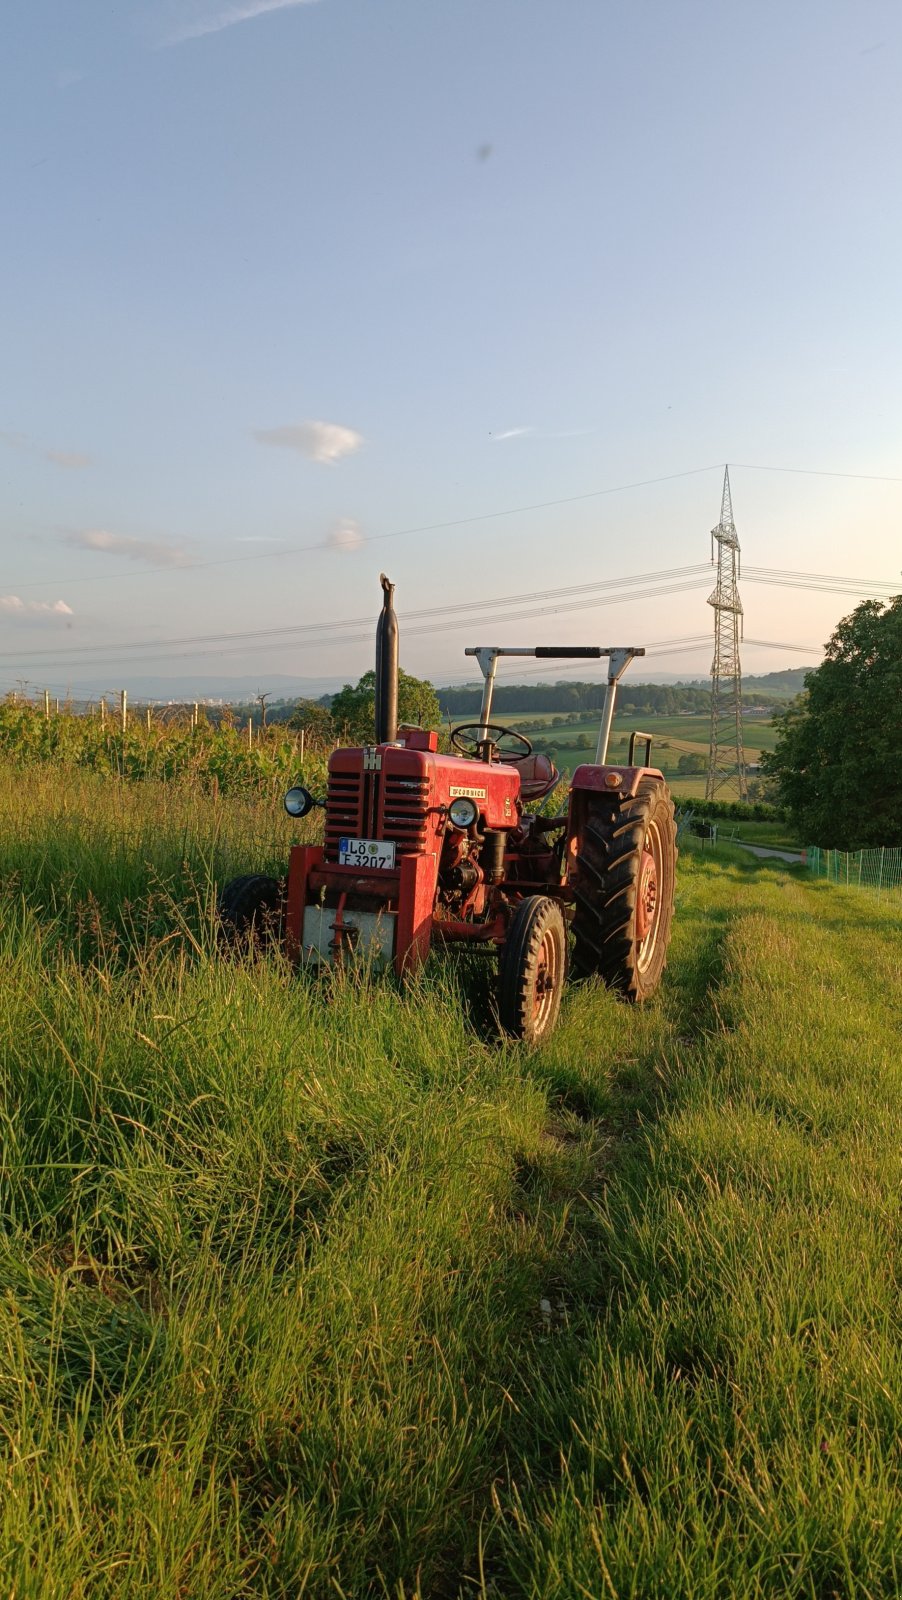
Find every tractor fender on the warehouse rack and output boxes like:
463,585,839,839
565,765,667,866
569,763,666,801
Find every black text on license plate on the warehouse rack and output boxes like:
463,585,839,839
338,837,397,869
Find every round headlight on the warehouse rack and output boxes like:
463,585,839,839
448,795,479,829
285,785,314,818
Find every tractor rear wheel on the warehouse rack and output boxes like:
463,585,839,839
217,873,284,949
498,895,567,1045
571,778,676,1001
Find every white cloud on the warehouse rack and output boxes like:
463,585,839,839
489,425,594,442
45,450,92,470
0,596,73,617
167,0,320,45
325,518,363,553
254,420,363,465
66,529,190,566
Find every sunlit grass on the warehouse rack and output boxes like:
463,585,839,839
0,771,899,1596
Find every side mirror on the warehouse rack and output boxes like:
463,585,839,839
284,785,317,818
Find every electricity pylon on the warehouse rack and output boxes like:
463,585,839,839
705,466,748,801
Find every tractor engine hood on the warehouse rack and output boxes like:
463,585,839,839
323,740,519,864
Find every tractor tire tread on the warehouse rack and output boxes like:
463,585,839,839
571,777,677,1001
217,873,284,948
498,895,567,1045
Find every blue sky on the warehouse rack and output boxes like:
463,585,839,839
2,0,901,696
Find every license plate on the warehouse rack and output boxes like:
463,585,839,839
338,836,397,870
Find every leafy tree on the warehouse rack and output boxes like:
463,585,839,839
329,669,442,744
287,699,335,744
677,753,706,774
764,597,902,848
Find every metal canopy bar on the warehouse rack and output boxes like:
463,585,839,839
463,644,646,756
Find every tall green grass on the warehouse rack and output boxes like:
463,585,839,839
494,847,902,1598
0,772,900,1596
0,765,311,961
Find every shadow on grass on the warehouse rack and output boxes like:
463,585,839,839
451,899,747,1593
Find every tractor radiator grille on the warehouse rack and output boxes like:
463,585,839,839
379,774,430,856
324,772,364,861
323,768,430,862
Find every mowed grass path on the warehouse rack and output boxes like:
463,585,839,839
0,771,900,1597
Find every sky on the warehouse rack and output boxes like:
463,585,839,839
2,0,901,699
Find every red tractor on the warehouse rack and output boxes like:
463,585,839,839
219,576,676,1044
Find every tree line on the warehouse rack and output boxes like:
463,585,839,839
764,596,902,849
437,681,752,717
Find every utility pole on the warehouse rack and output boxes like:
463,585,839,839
120,689,128,733
705,467,748,801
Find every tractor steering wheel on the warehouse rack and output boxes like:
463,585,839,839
450,723,534,762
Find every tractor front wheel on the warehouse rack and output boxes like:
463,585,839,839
217,873,284,950
571,778,676,1001
498,895,567,1045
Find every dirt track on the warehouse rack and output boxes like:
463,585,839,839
732,841,806,864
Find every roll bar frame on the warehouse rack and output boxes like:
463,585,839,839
464,645,645,765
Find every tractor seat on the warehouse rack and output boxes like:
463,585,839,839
515,751,560,802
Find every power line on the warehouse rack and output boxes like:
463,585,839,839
5,458,901,601
0,633,819,703
5,465,724,593
499,635,824,681
742,637,823,655
1,554,890,672
746,563,899,585
0,576,718,670
731,461,902,485
744,572,897,598
3,559,895,668
483,635,713,680
0,563,712,662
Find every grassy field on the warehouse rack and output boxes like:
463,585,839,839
502,711,779,758
1,768,900,1597
498,711,778,800
715,819,805,852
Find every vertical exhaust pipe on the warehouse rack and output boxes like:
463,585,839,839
374,573,399,744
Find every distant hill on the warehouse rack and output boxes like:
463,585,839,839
740,667,813,695
664,667,815,696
